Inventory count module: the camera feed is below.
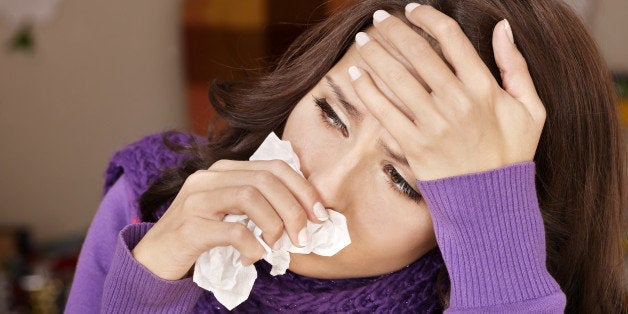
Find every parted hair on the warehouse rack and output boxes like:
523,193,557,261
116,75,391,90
139,0,625,312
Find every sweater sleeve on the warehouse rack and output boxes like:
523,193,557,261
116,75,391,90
416,162,566,313
65,174,138,312
100,223,203,313
64,174,203,313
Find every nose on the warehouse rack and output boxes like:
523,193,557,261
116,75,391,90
304,150,361,214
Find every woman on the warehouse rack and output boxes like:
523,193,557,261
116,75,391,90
66,0,625,312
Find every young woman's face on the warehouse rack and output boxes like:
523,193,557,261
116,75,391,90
283,30,437,279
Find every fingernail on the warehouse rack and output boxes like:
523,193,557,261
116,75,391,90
348,66,361,81
298,227,309,247
504,19,514,44
373,10,391,23
355,32,370,47
405,3,421,13
313,202,329,221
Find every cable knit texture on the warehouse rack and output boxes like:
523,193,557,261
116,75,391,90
66,132,566,313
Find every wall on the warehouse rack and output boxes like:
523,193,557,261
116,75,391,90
0,0,186,244
591,0,628,72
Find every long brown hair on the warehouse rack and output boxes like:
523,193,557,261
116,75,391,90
139,0,625,311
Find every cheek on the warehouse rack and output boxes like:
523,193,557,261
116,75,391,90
350,197,435,257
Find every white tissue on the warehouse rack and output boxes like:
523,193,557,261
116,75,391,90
193,132,351,310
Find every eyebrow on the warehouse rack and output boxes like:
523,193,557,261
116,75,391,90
377,138,410,168
325,75,362,122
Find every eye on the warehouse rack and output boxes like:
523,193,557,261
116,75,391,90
383,164,422,202
314,97,348,137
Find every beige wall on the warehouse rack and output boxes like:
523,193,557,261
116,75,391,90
0,0,186,244
0,0,626,245
591,0,628,72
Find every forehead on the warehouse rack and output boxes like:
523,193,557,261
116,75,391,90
329,26,432,121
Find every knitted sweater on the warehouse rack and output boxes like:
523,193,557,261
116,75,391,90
65,132,566,313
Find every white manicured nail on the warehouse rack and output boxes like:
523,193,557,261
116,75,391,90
298,227,309,247
355,32,370,47
348,66,361,81
313,202,329,221
504,19,514,44
405,3,421,13
373,10,391,23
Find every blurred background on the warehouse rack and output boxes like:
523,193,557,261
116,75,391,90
0,0,626,312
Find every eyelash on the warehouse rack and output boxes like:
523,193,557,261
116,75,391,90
384,164,422,202
314,97,348,137
314,96,422,202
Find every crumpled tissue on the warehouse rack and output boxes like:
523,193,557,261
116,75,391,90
193,132,351,310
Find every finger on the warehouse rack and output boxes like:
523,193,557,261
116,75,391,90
372,10,462,96
354,31,438,121
184,169,309,247
404,4,495,86
210,159,328,223
184,219,266,266
181,188,285,250
348,65,422,150
492,19,545,121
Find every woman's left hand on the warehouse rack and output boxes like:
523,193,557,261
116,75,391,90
350,4,546,181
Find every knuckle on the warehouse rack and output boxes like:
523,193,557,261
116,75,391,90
254,170,278,186
228,223,250,241
243,247,264,262
185,170,207,186
429,120,450,139
267,220,285,240
371,103,391,121
286,203,307,225
436,18,462,37
512,55,530,73
475,75,496,95
269,159,290,173
454,100,475,121
453,108,470,122
386,67,407,85
209,159,230,170
237,185,261,204
433,78,459,94
405,36,432,58
180,193,198,212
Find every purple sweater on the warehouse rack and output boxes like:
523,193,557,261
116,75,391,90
65,133,566,313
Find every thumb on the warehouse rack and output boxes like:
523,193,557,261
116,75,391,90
492,19,541,110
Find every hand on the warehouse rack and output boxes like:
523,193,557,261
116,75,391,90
350,5,546,181
131,159,325,280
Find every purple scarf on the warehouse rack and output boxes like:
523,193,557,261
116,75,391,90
104,132,447,312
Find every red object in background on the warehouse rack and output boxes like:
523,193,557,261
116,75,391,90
187,83,216,136
181,0,350,136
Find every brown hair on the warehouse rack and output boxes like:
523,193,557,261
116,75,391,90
139,0,625,311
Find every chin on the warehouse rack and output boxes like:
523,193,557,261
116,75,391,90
287,252,407,279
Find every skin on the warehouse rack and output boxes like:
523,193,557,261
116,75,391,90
131,5,544,281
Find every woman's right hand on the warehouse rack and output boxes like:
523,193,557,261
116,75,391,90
131,159,326,280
